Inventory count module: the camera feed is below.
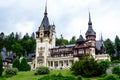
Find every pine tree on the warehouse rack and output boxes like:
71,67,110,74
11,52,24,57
20,58,28,71
115,35,120,60
12,58,20,71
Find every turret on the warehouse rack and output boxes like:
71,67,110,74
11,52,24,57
76,34,85,44
36,2,56,39
35,1,56,68
85,12,96,41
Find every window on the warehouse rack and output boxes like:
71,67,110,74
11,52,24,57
79,49,84,54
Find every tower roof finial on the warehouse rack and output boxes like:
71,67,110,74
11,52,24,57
44,0,47,16
101,33,103,41
88,12,92,25
80,30,81,35
86,11,96,38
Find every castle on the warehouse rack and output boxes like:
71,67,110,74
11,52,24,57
34,5,110,69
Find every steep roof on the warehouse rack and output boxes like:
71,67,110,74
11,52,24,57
1,51,7,60
85,12,96,37
6,53,16,59
96,40,106,53
76,35,85,44
0,47,7,60
40,3,50,31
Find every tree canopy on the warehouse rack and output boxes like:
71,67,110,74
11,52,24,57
56,35,76,46
0,54,3,76
0,32,120,61
0,32,36,58
104,36,120,61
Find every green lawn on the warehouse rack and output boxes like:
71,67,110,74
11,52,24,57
0,71,43,80
0,70,101,80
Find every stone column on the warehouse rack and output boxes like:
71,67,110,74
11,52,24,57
63,60,66,68
51,61,53,69
57,61,58,69
49,61,50,67
68,60,70,67
66,60,68,67
53,61,54,69
69,60,72,67
47,61,48,67
58,61,60,68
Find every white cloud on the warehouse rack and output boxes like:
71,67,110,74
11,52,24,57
14,21,35,36
0,0,16,7
0,0,120,41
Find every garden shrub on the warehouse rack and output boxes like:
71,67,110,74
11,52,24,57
20,57,30,71
0,54,3,76
20,58,28,71
77,75,82,80
112,66,120,77
112,60,120,64
34,72,38,75
57,72,63,77
104,74,119,80
5,68,18,76
27,64,31,71
71,58,99,77
97,78,104,80
12,58,20,71
38,74,76,80
97,60,110,75
36,66,50,75
71,54,110,77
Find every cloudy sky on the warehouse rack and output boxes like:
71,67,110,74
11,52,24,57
0,0,120,41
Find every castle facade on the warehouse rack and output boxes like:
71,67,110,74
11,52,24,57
34,5,110,69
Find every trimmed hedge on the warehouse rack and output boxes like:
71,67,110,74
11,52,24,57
38,73,77,80
104,74,119,80
112,60,120,64
77,75,82,80
0,54,3,76
5,68,18,75
112,66,120,77
35,66,50,75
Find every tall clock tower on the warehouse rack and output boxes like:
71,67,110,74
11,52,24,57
35,5,55,68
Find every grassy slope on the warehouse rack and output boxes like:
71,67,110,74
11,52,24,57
0,71,43,80
0,70,100,80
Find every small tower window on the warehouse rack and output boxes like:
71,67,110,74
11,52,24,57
79,49,84,54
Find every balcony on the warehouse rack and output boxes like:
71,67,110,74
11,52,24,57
37,56,44,59
37,56,44,63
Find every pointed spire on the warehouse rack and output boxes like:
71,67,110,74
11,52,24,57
80,30,81,35
44,0,47,16
79,30,82,38
40,0,50,31
88,12,92,25
101,33,103,41
53,22,55,26
85,12,96,38
52,22,55,31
